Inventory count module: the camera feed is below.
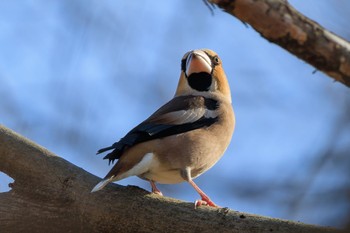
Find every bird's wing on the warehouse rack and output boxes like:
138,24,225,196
98,95,219,164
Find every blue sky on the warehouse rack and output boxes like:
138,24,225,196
0,0,349,227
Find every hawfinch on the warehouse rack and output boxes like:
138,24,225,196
92,49,235,207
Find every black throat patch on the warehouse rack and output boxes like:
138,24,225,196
187,72,212,92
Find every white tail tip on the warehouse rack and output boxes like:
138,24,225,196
91,177,113,193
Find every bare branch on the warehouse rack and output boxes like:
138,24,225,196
209,0,350,88
0,125,339,232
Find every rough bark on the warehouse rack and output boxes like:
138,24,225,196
0,125,340,232
208,0,350,88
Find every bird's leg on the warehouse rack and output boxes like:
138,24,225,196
188,179,218,208
149,180,163,196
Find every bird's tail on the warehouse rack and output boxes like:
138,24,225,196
91,176,114,193
96,146,115,154
97,142,125,165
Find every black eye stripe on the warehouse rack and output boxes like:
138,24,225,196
203,51,219,66
181,59,186,71
203,51,211,58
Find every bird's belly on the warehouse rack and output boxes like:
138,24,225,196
139,168,184,184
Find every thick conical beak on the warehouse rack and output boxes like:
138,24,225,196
185,50,212,77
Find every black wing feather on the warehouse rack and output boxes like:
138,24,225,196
98,95,219,164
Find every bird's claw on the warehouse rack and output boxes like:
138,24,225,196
152,190,163,196
194,199,218,208
194,199,207,208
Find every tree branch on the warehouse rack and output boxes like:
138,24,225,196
209,0,350,88
0,125,339,232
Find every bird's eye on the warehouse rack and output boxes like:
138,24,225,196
213,56,220,65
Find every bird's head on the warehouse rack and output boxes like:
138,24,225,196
175,49,231,103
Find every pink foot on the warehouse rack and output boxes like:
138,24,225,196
188,179,219,208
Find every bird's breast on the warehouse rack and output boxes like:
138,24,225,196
139,102,234,184
139,168,184,184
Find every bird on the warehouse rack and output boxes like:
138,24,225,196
92,49,235,207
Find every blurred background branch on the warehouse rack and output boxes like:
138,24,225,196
209,0,350,87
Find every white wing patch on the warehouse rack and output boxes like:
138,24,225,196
204,109,218,119
157,108,218,125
